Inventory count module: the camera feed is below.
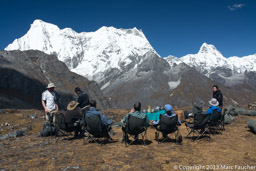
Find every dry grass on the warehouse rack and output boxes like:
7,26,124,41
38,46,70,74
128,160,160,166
0,109,256,170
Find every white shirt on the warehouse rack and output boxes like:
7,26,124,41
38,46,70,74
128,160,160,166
42,90,57,111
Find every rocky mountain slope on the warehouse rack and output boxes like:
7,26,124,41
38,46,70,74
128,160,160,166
0,50,110,109
4,20,256,108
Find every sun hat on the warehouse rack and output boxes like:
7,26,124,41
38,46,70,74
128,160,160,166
67,101,79,111
209,98,219,106
47,83,56,88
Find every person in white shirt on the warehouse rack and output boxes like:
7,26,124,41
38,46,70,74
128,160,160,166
42,83,58,121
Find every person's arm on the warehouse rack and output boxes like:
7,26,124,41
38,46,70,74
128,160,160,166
55,101,59,112
152,120,159,125
42,100,48,113
99,112,110,125
219,93,223,106
205,108,212,114
121,114,129,124
217,107,221,112
42,92,48,113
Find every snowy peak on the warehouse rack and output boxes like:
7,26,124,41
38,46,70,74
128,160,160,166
179,43,228,72
5,19,158,84
198,43,223,57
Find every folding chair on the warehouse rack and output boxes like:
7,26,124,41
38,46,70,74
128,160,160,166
83,114,109,145
54,113,82,139
185,113,211,142
155,115,181,144
123,115,148,147
209,109,222,135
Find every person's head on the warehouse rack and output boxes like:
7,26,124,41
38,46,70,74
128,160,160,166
212,85,219,92
209,98,219,107
47,83,56,92
90,100,97,108
165,104,173,115
74,87,81,95
134,102,141,111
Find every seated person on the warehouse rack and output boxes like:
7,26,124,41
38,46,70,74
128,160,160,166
122,102,149,126
206,98,221,121
86,100,113,141
121,102,149,141
65,101,82,137
151,104,181,125
151,104,181,140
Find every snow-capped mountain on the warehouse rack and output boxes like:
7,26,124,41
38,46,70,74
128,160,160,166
5,19,158,84
179,43,256,74
4,20,256,107
180,43,230,73
164,43,256,85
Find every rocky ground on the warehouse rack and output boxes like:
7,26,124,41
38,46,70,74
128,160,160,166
0,109,255,171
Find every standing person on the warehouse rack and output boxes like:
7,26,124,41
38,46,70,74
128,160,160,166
74,87,90,109
42,83,58,122
212,85,223,108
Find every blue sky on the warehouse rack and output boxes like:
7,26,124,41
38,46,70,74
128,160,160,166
0,0,255,57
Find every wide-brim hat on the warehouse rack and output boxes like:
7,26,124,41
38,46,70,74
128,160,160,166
67,101,79,111
209,98,219,106
47,83,56,88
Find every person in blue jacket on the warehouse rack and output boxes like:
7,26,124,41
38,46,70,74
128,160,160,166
206,98,221,120
86,100,113,141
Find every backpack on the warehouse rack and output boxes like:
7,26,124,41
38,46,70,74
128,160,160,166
247,119,256,134
39,122,57,137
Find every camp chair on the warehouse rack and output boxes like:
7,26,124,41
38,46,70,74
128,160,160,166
155,115,181,144
54,113,82,139
209,109,222,134
123,115,148,147
83,114,109,145
185,113,211,142
81,106,90,129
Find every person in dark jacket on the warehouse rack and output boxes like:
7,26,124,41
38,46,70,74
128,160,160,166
86,100,113,141
212,85,223,108
74,87,90,109
65,101,82,137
